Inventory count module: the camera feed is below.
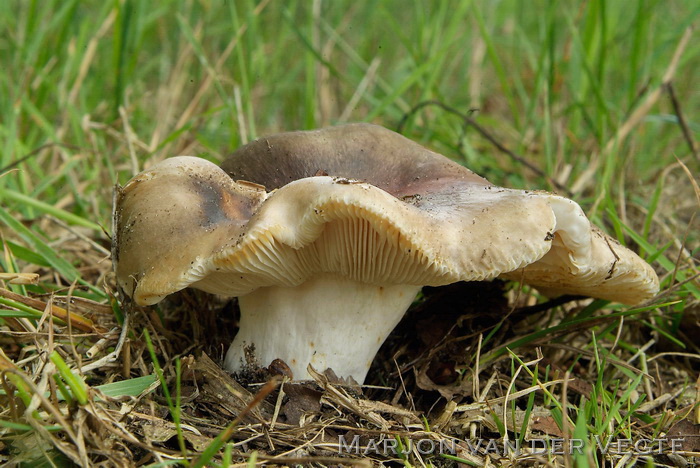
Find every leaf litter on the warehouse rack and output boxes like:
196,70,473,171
0,226,698,467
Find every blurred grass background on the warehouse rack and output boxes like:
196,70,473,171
2,0,698,218
0,0,698,465
2,0,698,299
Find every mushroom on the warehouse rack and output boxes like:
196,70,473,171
113,124,659,383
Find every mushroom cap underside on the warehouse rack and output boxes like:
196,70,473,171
501,224,658,305
115,160,558,304
114,154,658,307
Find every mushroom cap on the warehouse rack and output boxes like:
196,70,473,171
113,157,267,305
219,123,491,197
500,196,659,304
113,124,659,306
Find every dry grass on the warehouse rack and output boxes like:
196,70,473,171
1,271,699,466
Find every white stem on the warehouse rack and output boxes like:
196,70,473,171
224,275,420,383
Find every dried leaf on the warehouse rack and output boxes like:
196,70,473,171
666,418,700,452
282,383,323,425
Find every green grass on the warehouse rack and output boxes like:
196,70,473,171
1,0,698,466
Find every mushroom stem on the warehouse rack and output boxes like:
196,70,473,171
224,274,421,383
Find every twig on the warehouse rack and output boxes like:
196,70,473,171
0,287,107,334
604,25,692,157
49,216,111,256
667,82,699,163
80,311,129,373
0,142,85,174
190,376,281,468
573,25,694,194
